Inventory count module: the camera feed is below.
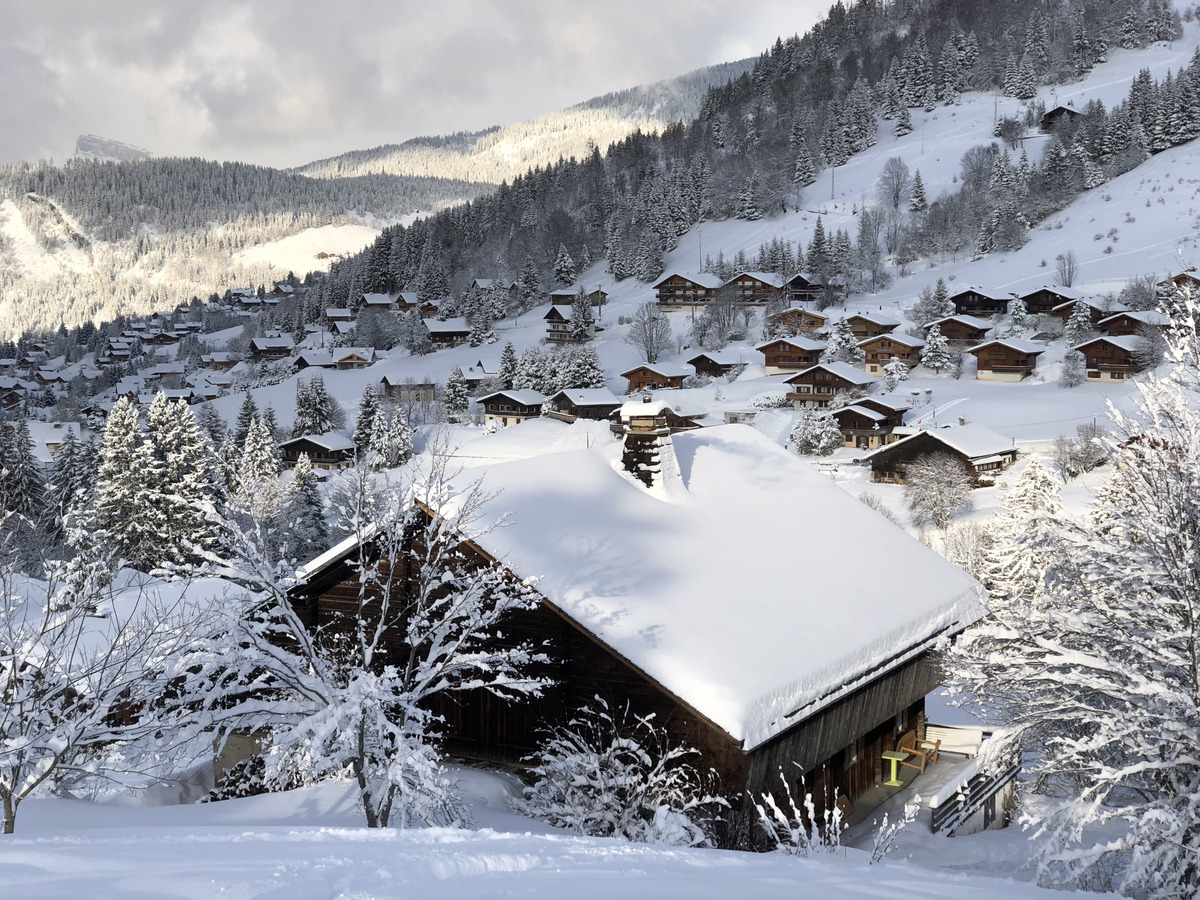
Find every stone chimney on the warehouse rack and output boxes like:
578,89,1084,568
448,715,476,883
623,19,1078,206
619,396,678,489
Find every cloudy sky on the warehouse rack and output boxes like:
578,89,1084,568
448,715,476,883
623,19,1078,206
0,1,827,170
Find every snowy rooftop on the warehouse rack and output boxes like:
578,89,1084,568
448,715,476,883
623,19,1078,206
477,389,547,406
622,362,692,378
836,405,888,422
652,272,725,290
551,388,622,407
687,348,753,365
282,432,356,452
859,332,923,348
847,312,902,327
876,423,1015,461
733,271,785,288
756,336,826,352
1097,309,1170,326
928,314,992,331
426,317,470,333
968,339,1046,355
951,286,1012,301
441,426,984,750
786,361,875,385
1073,334,1148,352
618,398,672,419
1019,284,1082,300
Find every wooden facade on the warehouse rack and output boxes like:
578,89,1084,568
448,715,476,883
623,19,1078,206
833,405,900,449
380,377,436,402
771,308,826,335
1040,105,1083,132
1099,310,1170,337
846,314,901,340
925,316,991,344
1018,287,1078,316
687,353,744,378
756,337,825,375
621,365,688,392
1052,299,1111,328
784,363,874,408
967,340,1044,381
653,273,725,309
725,272,784,304
280,434,356,470
951,288,1011,318
478,390,545,425
290,530,950,841
858,334,923,374
1074,336,1146,382
547,389,622,421
866,429,1017,485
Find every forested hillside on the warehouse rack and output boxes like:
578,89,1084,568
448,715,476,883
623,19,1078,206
303,0,1188,322
297,61,754,185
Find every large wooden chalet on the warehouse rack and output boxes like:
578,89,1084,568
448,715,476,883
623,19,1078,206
833,403,905,450
756,337,826,375
771,307,826,336
288,417,985,840
1051,298,1117,328
621,363,690,393
248,336,295,362
1017,285,1081,316
379,375,436,403
785,362,874,408
1072,335,1148,382
859,333,924,374
725,271,785,304
924,315,992,344
1158,269,1200,292
1098,309,1171,337
476,390,546,426
1040,105,1084,132
543,304,594,343
545,388,623,421
845,313,901,340
687,349,749,379
866,424,1017,485
967,339,1045,381
548,287,608,309
280,433,357,471
950,287,1012,318
653,273,726,310
426,317,472,349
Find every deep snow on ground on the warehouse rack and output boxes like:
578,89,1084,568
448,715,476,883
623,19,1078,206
0,776,1059,900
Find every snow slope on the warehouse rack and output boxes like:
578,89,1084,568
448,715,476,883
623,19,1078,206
0,779,1059,900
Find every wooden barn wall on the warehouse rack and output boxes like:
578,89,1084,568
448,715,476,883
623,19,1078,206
745,653,941,801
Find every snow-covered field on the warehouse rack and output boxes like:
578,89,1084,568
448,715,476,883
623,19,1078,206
233,221,397,276
0,776,1060,900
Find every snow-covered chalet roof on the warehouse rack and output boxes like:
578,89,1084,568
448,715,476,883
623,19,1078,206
872,423,1015,462
652,272,725,290
927,314,992,331
618,398,672,419
437,426,985,750
967,339,1046,355
281,432,356,452
858,332,923,348
730,271,785,288
1097,309,1170,327
756,336,826,352
847,312,902,327
1018,284,1082,300
785,361,874,385
950,286,1012,302
476,389,547,406
687,348,752,365
622,362,692,378
1072,334,1148,352
551,388,622,407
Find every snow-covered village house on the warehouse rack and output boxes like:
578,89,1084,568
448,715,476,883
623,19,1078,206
770,307,826,335
923,315,992,344
542,304,594,343
949,287,1012,318
845,313,901,340
865,424,1017,485
858,333,924,374
832,404,901,450
784,362,874,408
1072,335,1148,382
379,375,436,403
724,271,785,304
652,272,725,310
545,388,622,421
1098,309,1171,337
1051,298,1114,329
287,404,986,840
1017,285,1081,316
476,389,546,426
621,363,689,393
1157,268,1200,292
279,433,357,471
755,337,826,375
966,339,1046,381
548,286,608,309
687,350,748,379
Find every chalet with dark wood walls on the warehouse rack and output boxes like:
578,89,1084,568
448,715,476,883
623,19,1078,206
858,333,924,374
967,339,1045,381
924,315,992,344
248,335,295,362
1157,269,1200,292
950,287,1012,318
426,317,471,349
333,348,376,370
1051,298,1116,328
280,433,357,470
725,271,784,304
1018,285,1081,316
476,389,546,426
652,273,725,310
288,417,985,841
543,305,571,343
1073,335,1148,382
546,388,623,421
865,424,1017,485
771,307,826,336
549,286,608,309
1098,309,1171,337
380,376,436,402
855,394,911,424
361,292,402,312
785,362,874,408
621,363,690,393
1040,105,1083,132
845,313,901,340
783,272,824,303
687,350,748,379
833,404,901,450
756,336,826,375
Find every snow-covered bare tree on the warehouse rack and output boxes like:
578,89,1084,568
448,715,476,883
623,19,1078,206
521,696,726,847
194,447,549,829
903,452,973,528
624,302,673,364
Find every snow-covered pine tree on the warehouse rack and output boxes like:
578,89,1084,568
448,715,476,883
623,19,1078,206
95,397,167,570
354,385,382,453
0,414,45,521
371,411,413,469
822,319,865,365
1063,301,1096,348
498,342,518,390
569,288,594,342
882,356,910,392
277,452,328,564
736,178,763,220
790,408,843,456
895,105,913,137
793,143,817,187
234,391,259,450
196,403,226,451
1008,298,1031,334
553,244,577,287
1059,349,1087,387
909,170,927,212
444,367,469,420
146,392,217,563
920,324,953,373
